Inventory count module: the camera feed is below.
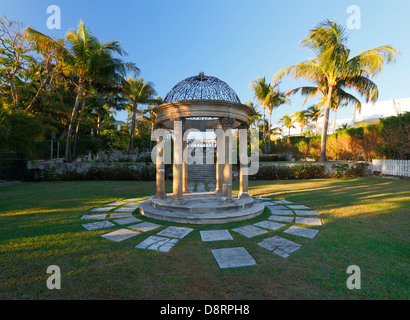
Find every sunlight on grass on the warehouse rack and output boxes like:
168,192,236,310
0,178,408,300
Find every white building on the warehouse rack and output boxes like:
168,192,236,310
352,97,410,125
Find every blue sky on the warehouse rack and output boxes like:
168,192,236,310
2,0,409,125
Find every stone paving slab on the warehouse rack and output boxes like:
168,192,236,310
294,210,320,216
157,226,194,239
211,247,257,269
200,230,233,242
113,217,142,225
258,236,302,258
271,200,294,205
123,202,141,207
284,226,320,239
268,215,294,223
82,220,115,231
267,206,294,216
113,207,136,213
287,205,310,210
264,204,289,209
123,198,144,202
135,236,178,252
101,228,140,242
129,222,162,232
104,202,126,206
81,214,107,220
253,220,286,230
295,217,323,226
110,212,133,219
91,207,115,212
232,225,268,238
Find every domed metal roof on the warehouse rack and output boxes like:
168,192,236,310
163,72,241,104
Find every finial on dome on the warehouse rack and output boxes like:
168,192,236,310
199,71,205,76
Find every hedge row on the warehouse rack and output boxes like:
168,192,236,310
250,163,369,180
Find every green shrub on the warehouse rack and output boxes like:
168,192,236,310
290,164,326,179
331,162,369,178
259,154,288,162
38,165,156,181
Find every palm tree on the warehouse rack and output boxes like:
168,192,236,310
143,96,162,151
63,20,138,161
244,101,261,130
278,114,295,137
273,19,399,161
250,77,271,153
122,77,156,153
292,110,309,135
266,85,290,151
306,104,323,134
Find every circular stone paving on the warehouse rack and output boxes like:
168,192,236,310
80,196,323,268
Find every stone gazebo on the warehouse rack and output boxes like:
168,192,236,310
139,72,264,224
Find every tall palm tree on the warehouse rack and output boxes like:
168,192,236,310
292,110,309,135
250,77,271,153
63,20,138,161
306,104,323,134
266,85,290,151
244,101,261,130
143,96,162,151
273,19,399,161
122,77,156,153
278,114,295,137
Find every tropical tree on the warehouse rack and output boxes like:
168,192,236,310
122,77,156,153
306,104,323,134
244,101,261,130
273,19,399,161
63,20,138,161
266,85,290,151
278,114,295,137
250,76,271,153
292,110,309,135
23,27,67,114
143,96,162,151
0,16,31,111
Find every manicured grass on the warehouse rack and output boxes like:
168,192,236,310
0,178,409,299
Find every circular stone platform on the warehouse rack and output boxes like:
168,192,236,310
139,193,265,225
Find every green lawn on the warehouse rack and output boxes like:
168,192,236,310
0,178,409,300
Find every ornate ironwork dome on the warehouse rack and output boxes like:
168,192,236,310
163,72,241,104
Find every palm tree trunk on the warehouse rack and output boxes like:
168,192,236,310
65,85,83,162
128,102,137,154
97,114,102,136
262,105,266,154
319,86,333,162
315,119,318,135
72,100,86,160
333,108,338,134
268,110,272,154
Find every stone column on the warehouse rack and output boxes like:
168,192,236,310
172,119,184,204
239,125,250,198
215,146,223,193
220,118,234,204
238,162,249,198
155,127,166,199
182,137,189,193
